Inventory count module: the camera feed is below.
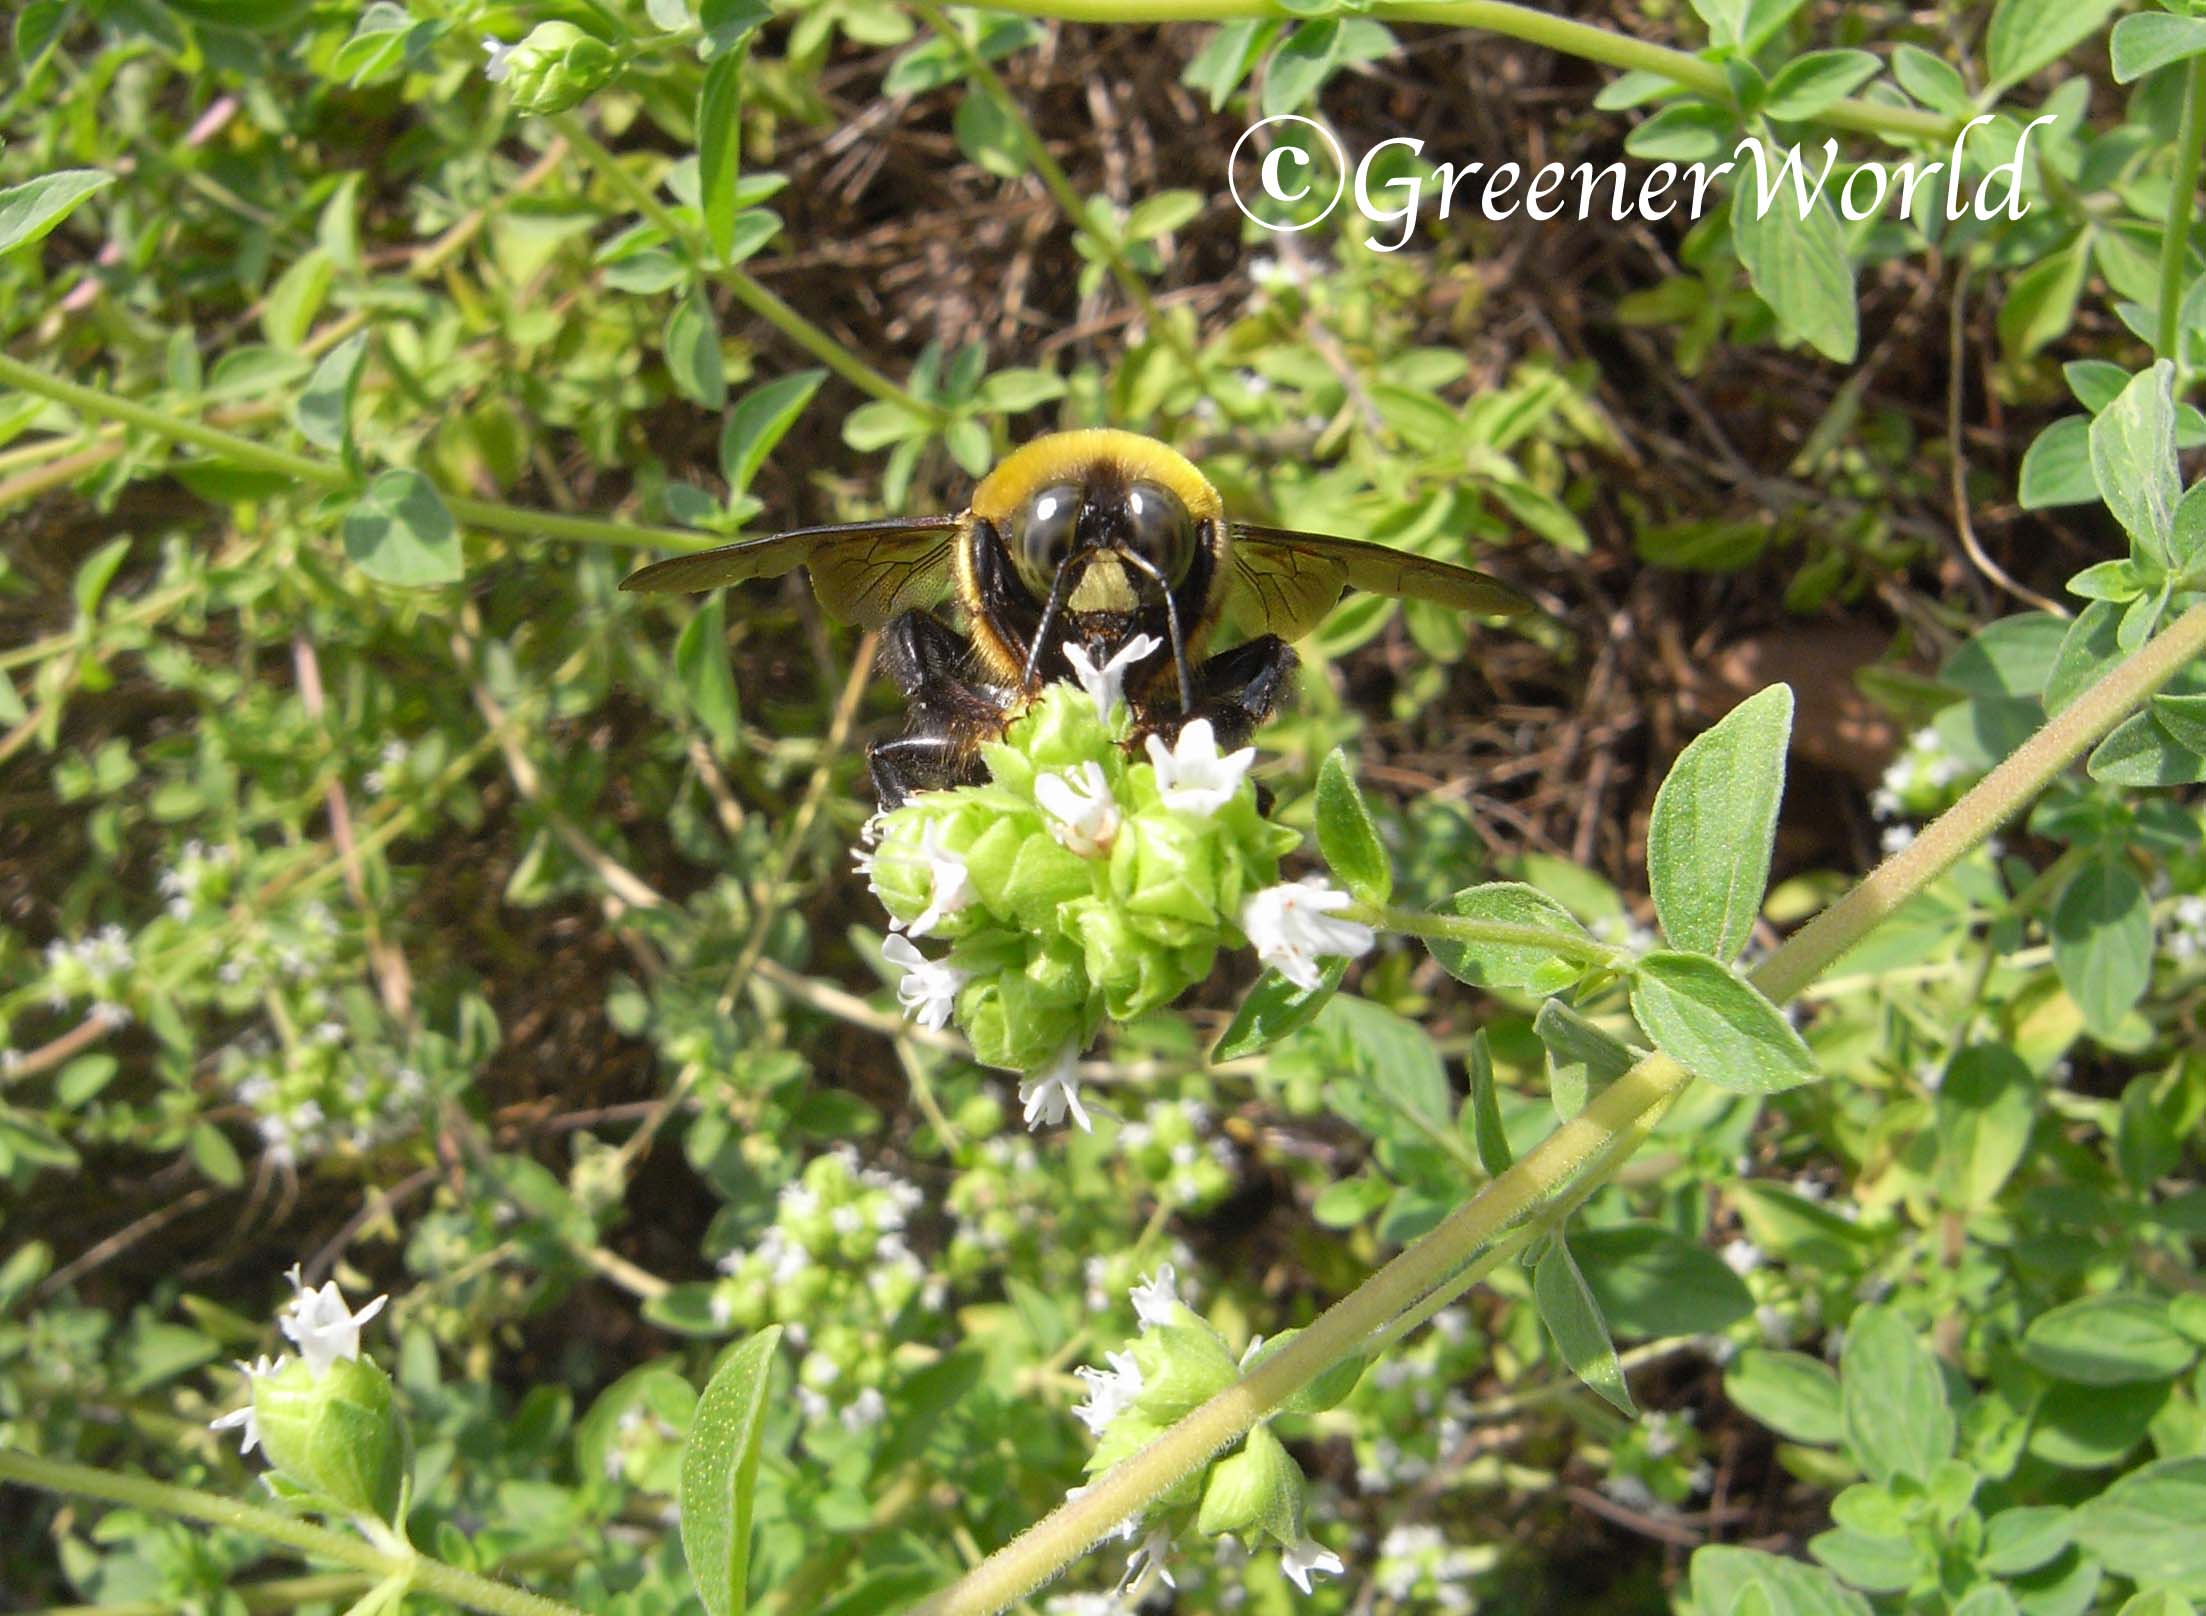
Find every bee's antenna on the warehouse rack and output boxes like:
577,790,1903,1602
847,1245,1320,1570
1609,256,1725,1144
1115,548,1196,713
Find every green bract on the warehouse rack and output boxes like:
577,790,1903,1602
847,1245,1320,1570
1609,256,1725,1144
498,23,618,116
251,1356,405,1524
868,684,1297,1071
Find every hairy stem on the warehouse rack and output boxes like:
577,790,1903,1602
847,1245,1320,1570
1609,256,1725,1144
911,602,2206,1616
1355,904,1627,968
0,1451,587,1616
2157,57,2206,364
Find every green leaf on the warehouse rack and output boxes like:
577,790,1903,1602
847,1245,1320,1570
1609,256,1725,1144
0,169,113,257
1998,238,2089,362
843,398,932,452
679,1326,783,1616
1315,749,1390,905
1647,684,1792,960
1726,1349,1843,1445
1764,50,1880,120
2169,480,2206,575
1535,998,1637,1119
2111,12,2206,83
72,537,132,618
2089,363,2179,565
1465,1029,1512,1175
1427,882,1594,990
2071,1458,2206,1582
262,249,334,351
2018,416,2098,509
1212,959,1347,1061
718,370,824,497
2152,690,2206,751
1630,952,1816,1094
1533,1236,1634,1415
1810,1528,1919,1594
2043,599,2122,714
1315,995,1451,1130
1934,1046,2035,1209
2022,1295,2198,1386
666,289,727,409
1978,1507,2073,1575
973,368,1066,413
1941,613,2067,699
1731,181,1858,364
1573,1223,1754,1337
2087,710,2206,787
2050,855,2152,1036
698,50,744,264
294,331,370,456
1891,45,1970,116
1262,19,1343,116
1987,0,2124,87
343,470,461,586
1688,1547,1873,1616
676,596,742,753
1841,1305,1955,1486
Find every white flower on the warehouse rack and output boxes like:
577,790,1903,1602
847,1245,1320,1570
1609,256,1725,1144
1280,1537,1345,1595
1720,1238,1762,1275
1019,1044,1092,1133
906,821,976,937
277,1267,386,1376
1036,762,1120,857
1879,823,1916,855
840,1387,888,1433
1073,1349,1144,1436
1129,1263,1180,1328
1064,634,1162,723
1122,1527,1178,1598
209,1355,284,1453
1240,878,1375,991
882,933,966,1030
481,36,514,81
1145,718,1256,817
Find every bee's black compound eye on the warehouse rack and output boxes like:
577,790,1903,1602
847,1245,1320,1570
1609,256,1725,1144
1016,481,1084,581
1124,479,1195,584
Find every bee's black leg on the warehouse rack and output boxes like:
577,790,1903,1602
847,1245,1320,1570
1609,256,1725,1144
867,734,977,810
1182,635,1298,750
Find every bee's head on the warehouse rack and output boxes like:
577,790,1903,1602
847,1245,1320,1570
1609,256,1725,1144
1007,468,1196,603
971,431,1221,608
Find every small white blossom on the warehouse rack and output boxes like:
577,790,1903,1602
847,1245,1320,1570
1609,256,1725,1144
1019,1044,1092,1133
905,821,976,938
1036,762,1120,857
1880,824,1916,855
1241,878,1375,990
1064,634,1162,723
1145,718,1256,817
1720,1238,1762,1275
482,36,514,81
1073,1349,1144,1436
1280,1537,1345,1595
1129,1264,1180,1328
1122,1528,1178,1599
209,1355,284,1453
882,933,966,1030
840,1387,888,1433
277,1267,386,1376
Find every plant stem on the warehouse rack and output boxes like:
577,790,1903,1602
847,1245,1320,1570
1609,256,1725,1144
967,0,1950,142
910,602,2206,1616
549,115,945,422
2157,57,2206,363
0,352,713,554
0,1451,588,1616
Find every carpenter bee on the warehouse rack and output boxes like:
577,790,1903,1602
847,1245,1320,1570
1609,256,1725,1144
620,429,1531,807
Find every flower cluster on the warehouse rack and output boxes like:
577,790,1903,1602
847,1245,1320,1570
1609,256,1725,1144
1068,1267,1354,1600
1869,726,1972,853
864,658,1371,1115
481,22,617,116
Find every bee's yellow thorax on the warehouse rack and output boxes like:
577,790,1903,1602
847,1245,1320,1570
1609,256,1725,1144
968,430,1225,526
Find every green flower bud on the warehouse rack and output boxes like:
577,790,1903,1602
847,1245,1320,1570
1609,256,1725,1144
1196,1423,1305,1545
491,23,617,116
1242,1329,1365,1415
252,1355,405,1523
1130,1323,1240,1421
957,935,1096,1072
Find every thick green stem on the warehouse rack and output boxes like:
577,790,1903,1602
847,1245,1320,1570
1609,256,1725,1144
0,1451,587,1616
967,0,1950,143
549,115,945,422
1355,903,1626,968
2157,57,2206,363
911,602,2206,1616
